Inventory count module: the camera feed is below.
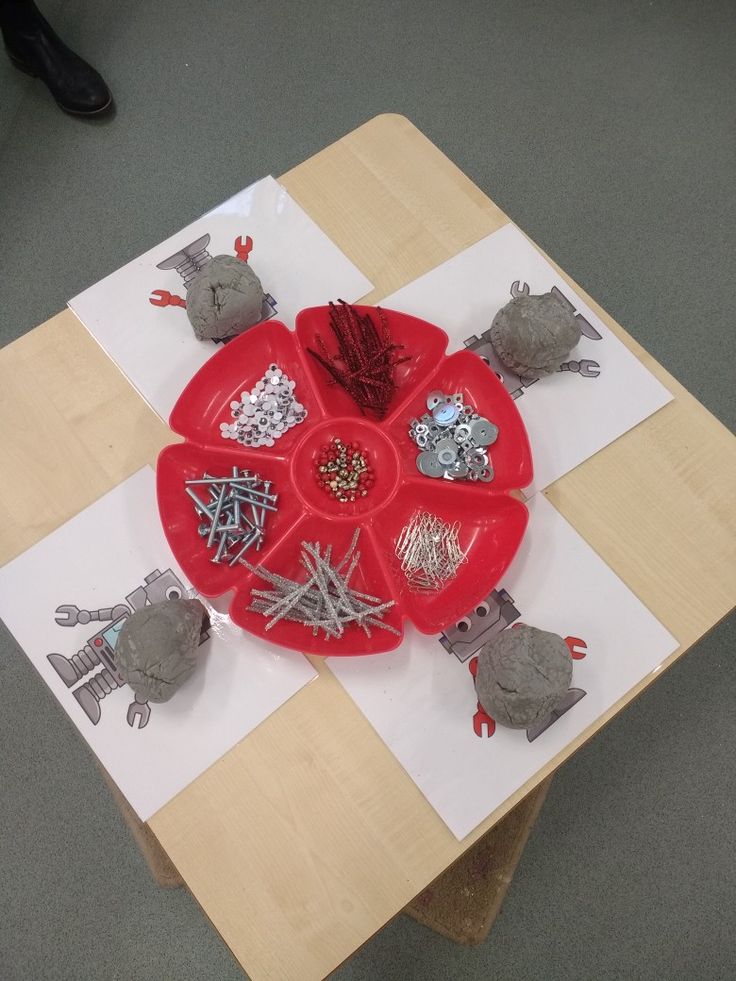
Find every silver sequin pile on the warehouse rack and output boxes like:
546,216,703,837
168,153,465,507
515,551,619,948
245,529,399,640
395,510,467,591
219,363,307,448
408,390,498,481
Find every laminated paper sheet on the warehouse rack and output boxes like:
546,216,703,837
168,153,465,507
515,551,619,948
327,495,678,840
381,224,673,491
0,468,316,821
69,176,373,420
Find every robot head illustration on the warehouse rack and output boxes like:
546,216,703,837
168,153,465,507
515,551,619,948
439,588,521,662
126,568,191,610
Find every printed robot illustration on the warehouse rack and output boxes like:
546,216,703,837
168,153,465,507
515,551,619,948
439,588,588,741
148,232,277,340
464,282,603,400
47,569,209,731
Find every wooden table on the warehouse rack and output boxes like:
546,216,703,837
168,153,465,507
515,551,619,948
1,115,734,981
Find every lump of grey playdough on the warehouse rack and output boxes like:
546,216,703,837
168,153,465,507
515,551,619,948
475,624,572,729
116,599,206,703
489,292,581,379
186,255,264,341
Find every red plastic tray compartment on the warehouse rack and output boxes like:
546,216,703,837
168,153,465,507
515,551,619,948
157,307,533,655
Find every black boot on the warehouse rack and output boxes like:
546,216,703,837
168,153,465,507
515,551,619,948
0,0,112,115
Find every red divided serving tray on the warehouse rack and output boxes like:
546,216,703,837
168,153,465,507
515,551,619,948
157,306,533,656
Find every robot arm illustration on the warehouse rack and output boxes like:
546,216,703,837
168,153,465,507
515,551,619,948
54,603,129,627
467,657,496,738
234,235,253,262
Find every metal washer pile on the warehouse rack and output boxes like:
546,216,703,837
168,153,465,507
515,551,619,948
220,363,307,448
409,390,498,481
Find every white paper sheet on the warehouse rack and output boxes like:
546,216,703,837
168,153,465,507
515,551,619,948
69,176,373,421
381,224,673,491
0,468,316,821
327,495,678,840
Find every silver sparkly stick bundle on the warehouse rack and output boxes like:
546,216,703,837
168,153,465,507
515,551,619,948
244,529,398,640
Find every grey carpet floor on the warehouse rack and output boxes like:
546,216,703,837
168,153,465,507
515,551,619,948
1,1,734,979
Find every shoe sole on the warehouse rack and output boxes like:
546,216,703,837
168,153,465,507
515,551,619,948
7,50,113,116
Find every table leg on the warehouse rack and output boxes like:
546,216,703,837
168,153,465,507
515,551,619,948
98,766,185,889
404,777,553,945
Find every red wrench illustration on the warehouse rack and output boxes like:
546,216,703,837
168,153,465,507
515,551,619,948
469,656,496,738
513,623,587,660
149,289,186,309
564,636,587,660
234,235,253,262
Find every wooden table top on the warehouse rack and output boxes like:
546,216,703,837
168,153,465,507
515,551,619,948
1,114,734,981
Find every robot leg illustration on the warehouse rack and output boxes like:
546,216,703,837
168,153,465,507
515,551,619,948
72,667,125,726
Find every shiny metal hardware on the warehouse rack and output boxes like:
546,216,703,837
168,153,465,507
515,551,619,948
409,390,498,483
220,363,307,448
186,470,277,564
395,511,468,592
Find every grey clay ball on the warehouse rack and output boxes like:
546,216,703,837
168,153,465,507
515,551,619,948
474,624,572,729
186,255,265,341
116,598,206,703
489,292,581,379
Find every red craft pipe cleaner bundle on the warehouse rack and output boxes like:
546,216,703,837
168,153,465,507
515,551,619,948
306,300,411,419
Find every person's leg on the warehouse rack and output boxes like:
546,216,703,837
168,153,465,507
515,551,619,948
0,0,111,116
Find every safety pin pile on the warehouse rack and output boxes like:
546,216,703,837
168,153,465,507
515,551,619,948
395,510,467,591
